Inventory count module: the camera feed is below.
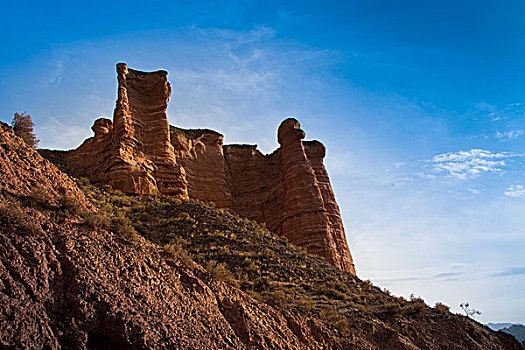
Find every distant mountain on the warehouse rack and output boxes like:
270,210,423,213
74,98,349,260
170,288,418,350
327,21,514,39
501,325,525,342
487,323,517,331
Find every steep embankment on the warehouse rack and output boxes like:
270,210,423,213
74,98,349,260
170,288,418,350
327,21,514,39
1,121,522,349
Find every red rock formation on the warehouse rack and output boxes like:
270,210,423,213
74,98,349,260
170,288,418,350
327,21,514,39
51,64,355,274
277,119,354,273
170,126,233,209
220,119,355,273
61,63,187,197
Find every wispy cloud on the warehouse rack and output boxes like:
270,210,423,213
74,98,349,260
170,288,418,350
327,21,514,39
433,272,463,279
504,185,525,198
368,266,475,284
493,267,525,277
36,117,92,150
448,187,481,200
495,130,524,140
46,54,68,86
428,149,515,179
487,103,525,122
199,26,276,45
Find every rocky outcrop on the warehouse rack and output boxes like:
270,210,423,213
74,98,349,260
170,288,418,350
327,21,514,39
222,119,354,273
45,63,354,274
61,64,186,197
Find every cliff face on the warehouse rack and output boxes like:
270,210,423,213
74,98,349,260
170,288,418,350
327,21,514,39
222,120,354,273
50,63,355,274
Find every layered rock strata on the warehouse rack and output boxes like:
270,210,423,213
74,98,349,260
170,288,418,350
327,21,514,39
51,63,355,274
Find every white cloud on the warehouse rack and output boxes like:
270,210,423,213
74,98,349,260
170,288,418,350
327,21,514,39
429,149,514,179
495,130,524,140
505,185,525,198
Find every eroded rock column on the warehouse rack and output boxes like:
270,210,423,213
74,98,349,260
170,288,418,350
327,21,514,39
277,118,355,274
110,63,187,197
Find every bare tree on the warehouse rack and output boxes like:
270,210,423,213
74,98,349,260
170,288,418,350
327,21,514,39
11,112,39,148
460,302,481,318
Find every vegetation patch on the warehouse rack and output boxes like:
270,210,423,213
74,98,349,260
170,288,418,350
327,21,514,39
0,200,43,236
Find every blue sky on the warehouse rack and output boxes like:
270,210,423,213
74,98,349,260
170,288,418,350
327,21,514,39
1,0,524,323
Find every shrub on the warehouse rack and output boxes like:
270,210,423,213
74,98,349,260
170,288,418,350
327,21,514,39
266,289,288,307
383,302,404,318
11,112,39,148
163,243,193,269
254,277,271,291
206,260,238,287
75,177,91,187
110,212,138,241
409,293,424,303
434,302,450,314
347,301,366,313
26,186,51,209
0,201,42,236
58,195,83,217
407,294,427,315
321,306,350,336
84,211,111,230
246,289,263,301
295,296,315,311
317,282,348,301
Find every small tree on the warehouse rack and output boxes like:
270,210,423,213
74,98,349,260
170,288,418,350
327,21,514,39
11,112,39,148
460,302,481,318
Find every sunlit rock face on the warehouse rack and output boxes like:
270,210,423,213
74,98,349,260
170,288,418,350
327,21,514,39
56,64,355,274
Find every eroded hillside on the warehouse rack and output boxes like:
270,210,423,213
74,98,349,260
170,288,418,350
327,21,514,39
1,121,522,349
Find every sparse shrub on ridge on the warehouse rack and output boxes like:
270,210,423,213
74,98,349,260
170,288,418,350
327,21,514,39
67,181,455,343
434,302,450,314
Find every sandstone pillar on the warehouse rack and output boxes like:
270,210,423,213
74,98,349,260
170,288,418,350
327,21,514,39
277,118,355,274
